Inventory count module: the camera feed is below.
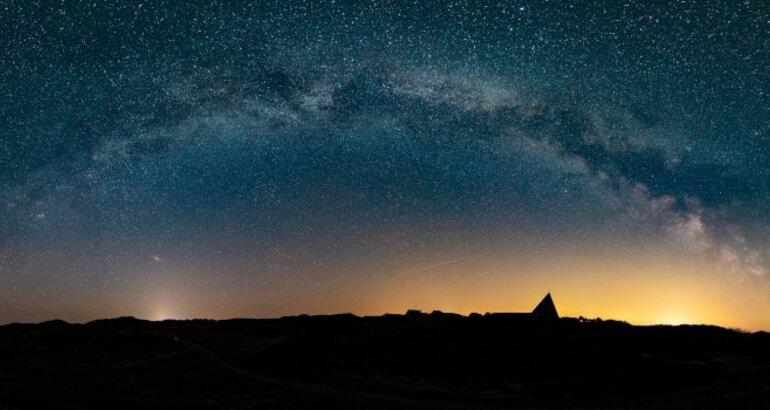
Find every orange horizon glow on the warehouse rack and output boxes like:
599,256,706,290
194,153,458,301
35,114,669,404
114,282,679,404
9,242,768,332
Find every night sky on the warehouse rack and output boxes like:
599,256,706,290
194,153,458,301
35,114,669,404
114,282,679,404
1,1,769,329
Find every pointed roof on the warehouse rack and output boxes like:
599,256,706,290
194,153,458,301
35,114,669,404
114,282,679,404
532,293,559,318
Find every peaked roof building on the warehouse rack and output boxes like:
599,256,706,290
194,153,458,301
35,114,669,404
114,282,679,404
532,293,559,319
483,292,560,320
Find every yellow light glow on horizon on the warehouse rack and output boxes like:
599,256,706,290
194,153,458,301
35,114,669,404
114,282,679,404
148,305,183,321
348,243,770,331
657,312,693,326
76,243,770,331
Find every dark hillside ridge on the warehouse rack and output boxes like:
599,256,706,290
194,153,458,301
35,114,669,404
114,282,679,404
2,311,770,409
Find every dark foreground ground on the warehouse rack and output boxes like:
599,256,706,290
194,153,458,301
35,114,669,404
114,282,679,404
2,313,770,409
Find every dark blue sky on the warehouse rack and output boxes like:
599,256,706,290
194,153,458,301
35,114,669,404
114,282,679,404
1,1,768,326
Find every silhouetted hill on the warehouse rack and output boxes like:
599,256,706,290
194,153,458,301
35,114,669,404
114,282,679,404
2,313,770,409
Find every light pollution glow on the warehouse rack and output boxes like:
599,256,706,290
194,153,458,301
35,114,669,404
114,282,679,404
21,243,770,332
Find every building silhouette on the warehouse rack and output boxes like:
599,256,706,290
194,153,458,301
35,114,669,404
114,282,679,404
482,292,559,320
532,292,559,318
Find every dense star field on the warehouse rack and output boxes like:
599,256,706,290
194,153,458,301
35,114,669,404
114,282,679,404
0,1,769,328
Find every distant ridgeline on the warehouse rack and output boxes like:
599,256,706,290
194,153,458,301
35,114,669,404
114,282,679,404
407,293,560,319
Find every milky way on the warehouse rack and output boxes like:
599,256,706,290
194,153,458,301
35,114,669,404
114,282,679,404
1,1,769,327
